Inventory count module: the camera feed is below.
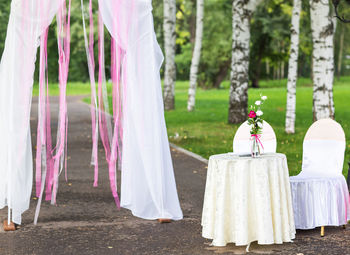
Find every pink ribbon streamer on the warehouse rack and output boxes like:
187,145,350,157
35,0,72,224
35,28,49,198
98,12,121,208
51,0,71,205
79,0,135,208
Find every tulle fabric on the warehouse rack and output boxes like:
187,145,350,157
290,137,350,229
99,0,183,220
0,0,183,224
0,0,64,224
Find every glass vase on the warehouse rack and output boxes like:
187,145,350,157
251,137,260,158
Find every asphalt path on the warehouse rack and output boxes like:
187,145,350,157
1,96,349,255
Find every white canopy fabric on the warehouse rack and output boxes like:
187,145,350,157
0,0,64,225
0,0,183,224
99,0,183,220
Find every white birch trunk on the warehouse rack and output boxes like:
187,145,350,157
228,0,262,124
310,0,335,121
163,0,176,110
285,0,301,134
187,0,204,112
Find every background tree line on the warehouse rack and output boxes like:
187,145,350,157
1,0,350,130
1,0,349,84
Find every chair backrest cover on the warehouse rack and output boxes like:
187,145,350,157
233,120,277,154
301,118,346,176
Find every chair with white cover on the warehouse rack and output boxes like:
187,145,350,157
233,120,277,155
290,119,350,236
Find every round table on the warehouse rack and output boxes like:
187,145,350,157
201,153,296,248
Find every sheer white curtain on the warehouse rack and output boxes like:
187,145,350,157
99,0,183,220
0,0,63,224
0,0,183,224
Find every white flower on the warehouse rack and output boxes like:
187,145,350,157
255,100,261,106
256,110,263,116
257,122,263,128
261,96,267,100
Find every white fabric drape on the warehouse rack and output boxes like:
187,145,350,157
0,0,63,224
0,0,183,223
98,0,183,220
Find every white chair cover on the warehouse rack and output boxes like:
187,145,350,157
290,119,350,229
233,120,277,155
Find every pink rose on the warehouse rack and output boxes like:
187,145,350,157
248,111,256,118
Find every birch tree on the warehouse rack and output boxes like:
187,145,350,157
163,0,176,110
310,0,335,121
228,0,262,124
285,0,301,134
187,0,204,112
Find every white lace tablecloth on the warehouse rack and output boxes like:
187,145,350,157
201,153,296,247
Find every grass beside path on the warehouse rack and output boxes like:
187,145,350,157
165,78,350,176
36,77,350,176
33,82,92,96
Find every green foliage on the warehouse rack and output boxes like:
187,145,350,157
250,0,291,82
0,0,349,88
0,0,10,57
198,0,232,88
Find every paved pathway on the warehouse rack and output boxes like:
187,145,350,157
1,96,350,255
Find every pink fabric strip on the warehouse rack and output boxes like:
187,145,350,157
51,0,71,205
81,0,100,187
65,114,68,181
45,46,54,201
88,0,99,187
35,27,49,198
105,0,135,206
98,12,120,208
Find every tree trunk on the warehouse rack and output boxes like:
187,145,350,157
337,26,344,80
310,0,335,121
228,0,262,124
285,0,301,134
277,62,281,79
187,0,204,111
213,59,231,88
163,0,176,111
251,37,265,88
251,57,262,88
266,59,270,77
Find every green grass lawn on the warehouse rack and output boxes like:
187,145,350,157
37,77,350,176
33,82,92,96
165,78,350,176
